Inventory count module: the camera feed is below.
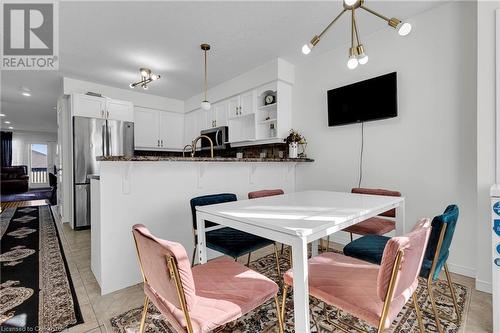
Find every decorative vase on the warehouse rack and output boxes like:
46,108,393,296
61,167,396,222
289,142,298,158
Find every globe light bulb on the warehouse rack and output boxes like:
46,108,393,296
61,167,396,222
302,43,312,55
151,74,160,81
358,53,369,65
344,0,357,6
347,56,358,70
398,22,412,36
140,69,149,77
201,100,211,111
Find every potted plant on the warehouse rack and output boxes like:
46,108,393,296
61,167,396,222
284,129,306,158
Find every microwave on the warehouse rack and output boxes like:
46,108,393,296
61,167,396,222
200,126,228,150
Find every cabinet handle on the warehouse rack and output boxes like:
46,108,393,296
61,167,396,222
160,140,163,147
101,110,104,118
106,110,110,118
157,139,160,147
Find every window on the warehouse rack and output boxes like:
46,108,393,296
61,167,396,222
30,143,48,186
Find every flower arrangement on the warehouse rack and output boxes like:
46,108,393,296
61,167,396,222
284,129,307,145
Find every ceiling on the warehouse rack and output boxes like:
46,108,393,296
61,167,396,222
1,1,444,133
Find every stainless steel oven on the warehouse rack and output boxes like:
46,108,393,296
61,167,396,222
200,126,228,150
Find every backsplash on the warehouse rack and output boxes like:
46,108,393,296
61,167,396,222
135,142,294,159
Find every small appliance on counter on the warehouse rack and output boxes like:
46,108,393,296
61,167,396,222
73,116,134,229
200,126,228,151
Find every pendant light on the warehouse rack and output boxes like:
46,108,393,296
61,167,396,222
200,43,211,111
301,0,411,68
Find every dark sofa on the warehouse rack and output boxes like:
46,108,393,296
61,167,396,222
1,165,29,194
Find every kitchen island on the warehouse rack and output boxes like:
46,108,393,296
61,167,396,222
90,156,313,294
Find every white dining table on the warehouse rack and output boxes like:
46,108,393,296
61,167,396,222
195,190,405,333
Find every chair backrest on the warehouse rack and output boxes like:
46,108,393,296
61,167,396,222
190,193,237,230
132,224,197,311
351,188,401,217
425,205,459,280
248,189,284,199
377,218,431,303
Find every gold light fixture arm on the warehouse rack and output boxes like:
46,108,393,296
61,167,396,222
318,8,347,40
352,9,361,46
201,44,210,102
360,4,390,22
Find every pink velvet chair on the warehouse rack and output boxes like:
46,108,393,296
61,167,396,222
132,224,283,333
281,219,431,333
342,188,402,242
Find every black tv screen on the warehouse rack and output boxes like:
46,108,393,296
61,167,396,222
327,72,398,126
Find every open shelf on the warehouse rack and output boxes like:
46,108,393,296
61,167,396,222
258,103,277,110
259,118,277,124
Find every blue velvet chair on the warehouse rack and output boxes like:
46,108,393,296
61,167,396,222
343,205,460,332
190,193,281,276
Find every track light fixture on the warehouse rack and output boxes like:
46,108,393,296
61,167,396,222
129,68,160,90
302,0,412,69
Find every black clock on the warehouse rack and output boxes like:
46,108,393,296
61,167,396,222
264,94,275,105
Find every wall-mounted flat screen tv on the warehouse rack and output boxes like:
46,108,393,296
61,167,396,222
327,72,398,126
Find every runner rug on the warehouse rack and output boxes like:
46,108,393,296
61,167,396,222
0,206,83,332
110,248,469,333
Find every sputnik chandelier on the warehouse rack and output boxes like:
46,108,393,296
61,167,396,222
302,0,412,69
129,68,160,90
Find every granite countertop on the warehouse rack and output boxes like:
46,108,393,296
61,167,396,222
96,156,314,162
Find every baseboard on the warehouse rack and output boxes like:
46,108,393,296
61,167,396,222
446,263,476,278
475,280,493,294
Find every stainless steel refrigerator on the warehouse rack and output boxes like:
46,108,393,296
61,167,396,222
73,116,134,229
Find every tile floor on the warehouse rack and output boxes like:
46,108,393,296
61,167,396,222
53,208,493,333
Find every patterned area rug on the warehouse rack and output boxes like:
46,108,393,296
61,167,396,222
0,205,83,332
110,248,469,333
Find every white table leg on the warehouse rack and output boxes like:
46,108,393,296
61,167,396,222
292,237,310,333
395,200,405,236
311,240,319,257
196,211,207,264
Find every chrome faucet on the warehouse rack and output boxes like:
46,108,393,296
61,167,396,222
183,135,214,158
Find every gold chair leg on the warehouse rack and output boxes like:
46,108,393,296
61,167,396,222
273,243,282,279
444,263,461,323
280,285,289,325
427,280,444,333
247,252,251,266
139,296,149,333
274,295,284,333
413,293,425,333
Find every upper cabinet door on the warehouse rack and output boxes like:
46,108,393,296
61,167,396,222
239,91,254,115
214,102,228,127
106,98,134,122
72,94,106,119
227,96,240,118
159,111,184,149
134,107,160,148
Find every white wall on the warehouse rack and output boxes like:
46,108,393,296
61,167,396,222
293,1,478,277
476,1,500,293
63,77,184,113
12,130,57,170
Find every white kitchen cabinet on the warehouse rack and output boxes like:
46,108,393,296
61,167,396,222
135,107,161,148
72,93,133,122
134,107,184,150
239,91,255,115
227,96,240,119
106,99,134,122
184,109,208,148
207,102,228,128
72,94,106,119
159,112,184,149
